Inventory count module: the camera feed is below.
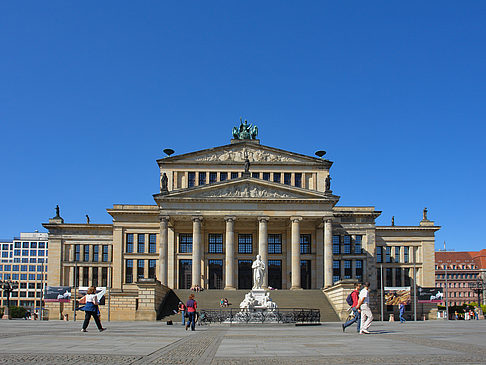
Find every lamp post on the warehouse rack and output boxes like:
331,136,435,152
1,280,19,320
469,277,484,308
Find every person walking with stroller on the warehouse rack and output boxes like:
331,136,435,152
342,282,361,332
185,294,197,331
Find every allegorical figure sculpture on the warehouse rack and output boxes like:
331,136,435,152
86,215,90,224
423,207,428,220
325,175,332,191
252,254,265,289
55,205,60,217
391,216,395,226
244,156,250,173
161,172,168,192
232,118,258,140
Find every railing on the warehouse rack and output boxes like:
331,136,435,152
200,308,320,324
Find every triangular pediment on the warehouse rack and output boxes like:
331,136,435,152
157,178,335,200
157,141,332,166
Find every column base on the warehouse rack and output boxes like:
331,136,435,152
224,286,237,290
290,286,303,290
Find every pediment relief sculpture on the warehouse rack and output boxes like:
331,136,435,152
195,183,299,198
193,146,300,163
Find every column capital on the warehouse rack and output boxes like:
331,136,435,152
258,216,269,223
159,215,170,222
192,216,203,223
224,216,236,222
323,217,333,224
290,216,302,223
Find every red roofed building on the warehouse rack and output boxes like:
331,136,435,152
435,250,485,306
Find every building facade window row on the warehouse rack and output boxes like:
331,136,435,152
185,171,307,188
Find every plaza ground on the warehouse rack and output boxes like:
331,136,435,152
0,319,485,364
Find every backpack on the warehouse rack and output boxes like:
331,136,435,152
346,292,354,306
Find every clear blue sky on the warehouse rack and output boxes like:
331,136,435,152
1,2,485,251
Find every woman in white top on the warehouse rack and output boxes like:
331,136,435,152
81,286,105,332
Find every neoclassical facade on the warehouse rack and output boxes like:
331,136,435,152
43,127,440,320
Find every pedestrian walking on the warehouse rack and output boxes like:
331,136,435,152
185,294,197,331
178,301,186,326
357,281,373,334
342,282,362,333
80,286,105,333
399,302,406,323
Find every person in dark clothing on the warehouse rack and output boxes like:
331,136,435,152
342,282,362,333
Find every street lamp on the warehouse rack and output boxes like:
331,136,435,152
1,280,19,320
468,277,484,307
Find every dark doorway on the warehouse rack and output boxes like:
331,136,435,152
301,260,311,289
208,259,223,289
238,260,252,289
179,259,192,289
268,260,282,289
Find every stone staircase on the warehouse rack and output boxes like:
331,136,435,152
163,289,339,323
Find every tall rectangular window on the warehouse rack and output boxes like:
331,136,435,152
125,260,133,283
209,172,217,183
220,172,227,181
84,246,89,262
268,234,282,254
92,267,99,287
273,172,281,183
75,266,80,287
149,259,156,279
284,173,291,185
343,235,351,254
333,260,341,283
137,260,145,280
332,235,340,254
199,172,206,185
404,269,411,286
356,260,363,280
231,172,239,179
385,247,391,263
238,234,252,254
179,234,193,253
300,234,311,254
102,245,109,262
101,267,108,287
385,268,393,287
354,235,362,254
344,260,352,279
126,234,134,253
208,234,223,253
82,267,89,286
395,268,402,287
75,245,80,262
188,172,196,187
394,246,400,263
262,172,270,181
252,172,260,179
149,234,156,253
404,247,409,263
93,246,99,262
137,234,145,253
295,173,302,188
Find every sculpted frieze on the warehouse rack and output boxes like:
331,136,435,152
196,183,298,198
193,147,299,163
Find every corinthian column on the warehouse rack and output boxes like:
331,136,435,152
192,217,202,288
225,216,235,290
291,217,302,290
258,216,269,288
159,216,169,286
324,218,333,288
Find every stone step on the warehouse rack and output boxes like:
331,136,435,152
163,289,339,323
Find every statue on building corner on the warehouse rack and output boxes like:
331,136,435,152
161,173,168,193
55,205,60,218
423,207,428,220
325,175,332,191
391,216,395,226
232,118,258,140
86,215,90,224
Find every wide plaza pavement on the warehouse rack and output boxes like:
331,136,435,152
0,319,485,364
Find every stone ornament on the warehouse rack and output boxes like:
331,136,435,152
193,146,300,163
252,254,265,290
197,183,295,198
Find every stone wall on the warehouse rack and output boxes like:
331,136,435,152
323,281,355,320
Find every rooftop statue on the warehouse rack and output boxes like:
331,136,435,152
232,118,258,140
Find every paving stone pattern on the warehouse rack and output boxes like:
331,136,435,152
0,320,485,364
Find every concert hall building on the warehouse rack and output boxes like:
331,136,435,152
43,124,440,320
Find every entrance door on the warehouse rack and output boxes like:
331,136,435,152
268,260,282,289
238,260,252,289
301,260,311,289
208,259,223,289
179,259,192,289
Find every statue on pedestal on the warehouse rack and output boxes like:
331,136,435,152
423,207,428,220
252,254,265,289
325,175,332,191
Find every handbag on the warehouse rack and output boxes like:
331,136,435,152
184,312,189,318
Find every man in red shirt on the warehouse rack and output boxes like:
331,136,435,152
342,282,361,333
